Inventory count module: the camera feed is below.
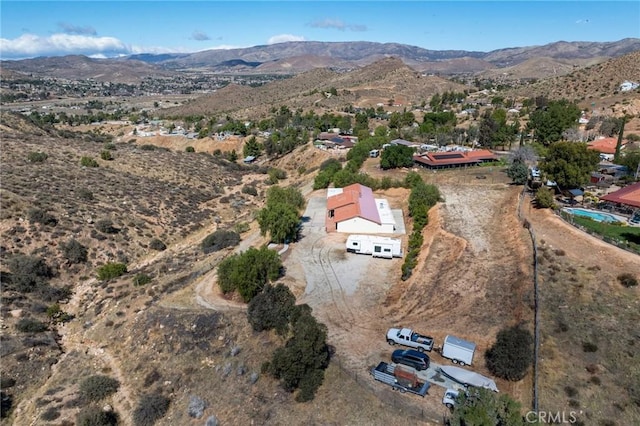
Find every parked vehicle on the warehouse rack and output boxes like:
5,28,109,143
386,327,434,352
441,335,476,366
439,366,499,392
346,235,402,259
391,349,430,371
442,388,460,408
370,361,430,397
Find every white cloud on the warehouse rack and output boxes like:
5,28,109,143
308,18,367,32
0,33,129,59
575,19,590,24
267,34,306,45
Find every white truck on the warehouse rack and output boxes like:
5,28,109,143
439,365,499,392
441,335,476,366
386,327,434,352
442,388,460,408
346,235,402,259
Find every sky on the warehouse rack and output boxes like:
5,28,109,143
1,1,639,60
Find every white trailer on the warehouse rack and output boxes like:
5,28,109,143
441,335,476,366
346,235,402,259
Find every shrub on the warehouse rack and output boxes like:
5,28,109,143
27,208,58,226
78,188,94,201
234,222,250,234
140,144,157,151
535,187,555,209
6,254,53,292
103,143,116,150
95,219,118,234
100,150,113,161
132,393,170,426
267,167,287,184
40,407,60,421
46,303,73,323
242,185,258,196
76,405,119,426
201,230,240,253
485,325,533,381
97,262,127,281
79,375,120,402
617,273,638,288
582,341,598,352
27,151,48,163
80,156,99,167
133,273,152,286
61,239,88,263
148,238,167,251
187,395,207,419
16,318,48,333
185,146,195,152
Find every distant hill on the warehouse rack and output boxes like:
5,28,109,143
0,55,172,83
160,57,469,118
510,50,640,100
3,39,638,82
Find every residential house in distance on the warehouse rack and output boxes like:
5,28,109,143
390,138,422,150
587,137,624,160
619,81,640,92
325,184,396,234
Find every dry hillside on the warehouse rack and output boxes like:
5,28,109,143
161,58,469,119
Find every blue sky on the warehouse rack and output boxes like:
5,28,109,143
1,1,639,59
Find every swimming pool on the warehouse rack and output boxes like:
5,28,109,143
563,208,625,224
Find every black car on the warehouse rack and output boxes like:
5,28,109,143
391,349,430,371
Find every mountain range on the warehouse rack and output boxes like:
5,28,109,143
3,38,639,80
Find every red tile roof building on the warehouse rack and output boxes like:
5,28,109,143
325,184,396,234
413,149,498,169
587,137,624,155
600,182,640,209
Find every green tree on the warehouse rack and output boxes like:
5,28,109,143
485,325,533,381
506,160,529,185
528,100,581,145
247,283,296,335
257,202,300,243
619,149,640,176
449,387,525,426
243,135,263,158
217,247,282,302
539,141,600,188
265,186,305,210
265,305,330,402
380,145,414,169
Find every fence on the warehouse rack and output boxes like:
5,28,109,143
331,355,446,425
518,188,540,414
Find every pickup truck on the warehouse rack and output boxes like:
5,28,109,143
386,327,434,352
370,362,430,397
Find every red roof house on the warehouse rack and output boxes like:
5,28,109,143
600,182,640,209
413,149,498,169
587,137,623,155
325,184,396,233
